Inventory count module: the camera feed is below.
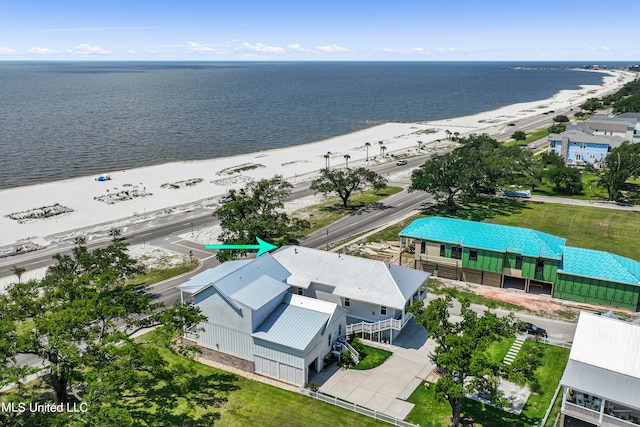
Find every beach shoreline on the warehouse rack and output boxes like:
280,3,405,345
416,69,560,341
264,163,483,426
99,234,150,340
0,69,635,249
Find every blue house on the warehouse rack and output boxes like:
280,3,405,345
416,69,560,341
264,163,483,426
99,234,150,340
548,128,625,166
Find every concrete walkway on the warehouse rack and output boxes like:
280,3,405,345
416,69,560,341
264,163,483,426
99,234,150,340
313,320,435,420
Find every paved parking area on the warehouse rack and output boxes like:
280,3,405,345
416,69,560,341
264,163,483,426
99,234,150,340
312,320,435,420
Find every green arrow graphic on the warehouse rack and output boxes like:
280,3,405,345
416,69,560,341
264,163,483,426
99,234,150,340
204,237,279,257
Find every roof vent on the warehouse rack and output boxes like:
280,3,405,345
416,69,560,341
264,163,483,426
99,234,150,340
294,248,298,254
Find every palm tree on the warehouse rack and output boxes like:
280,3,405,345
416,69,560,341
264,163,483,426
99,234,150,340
417,140,423,151
324,152,331,169
445,130,452,141
378,140,384,155
453,132,460,141
12,266,26,283
381,146,387,157
344,154,351,169
364,142,371,161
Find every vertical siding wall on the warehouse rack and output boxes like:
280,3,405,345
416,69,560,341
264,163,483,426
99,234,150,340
554,274,640,310
198,321,254,360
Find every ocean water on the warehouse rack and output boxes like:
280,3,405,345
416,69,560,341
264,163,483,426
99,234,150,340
0,61,619,190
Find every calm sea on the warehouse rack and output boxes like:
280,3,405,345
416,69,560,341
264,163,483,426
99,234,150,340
0,61,622,190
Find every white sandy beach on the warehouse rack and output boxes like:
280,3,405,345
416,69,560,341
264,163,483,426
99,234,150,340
0,69,634,250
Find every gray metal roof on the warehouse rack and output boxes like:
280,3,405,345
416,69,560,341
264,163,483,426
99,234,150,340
177,259,251,294
252,294,331,351
548,129,625,148
561,360,640,409
229,275,289,311
272,246,429,309
178,253,291,297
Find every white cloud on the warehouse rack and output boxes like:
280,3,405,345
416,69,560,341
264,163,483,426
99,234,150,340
380,47,428,55
437,47,458,53
286,43,307,52
240,42,285,54
0,47,17,55
27,47,60,55
127,50,138,54
68,44,111,55
589,46,611,52
316,44,348,53
186,41,221,53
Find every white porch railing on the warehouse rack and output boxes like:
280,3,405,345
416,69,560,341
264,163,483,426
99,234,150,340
346,313,413,337
563,401,639,427
341,340,360,364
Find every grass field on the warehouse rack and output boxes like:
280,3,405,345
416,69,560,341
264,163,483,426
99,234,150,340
406,342,569,427
126,263,196,288
350,344,393,370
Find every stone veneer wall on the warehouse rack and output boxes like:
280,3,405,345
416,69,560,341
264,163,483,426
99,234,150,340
182,337,255,373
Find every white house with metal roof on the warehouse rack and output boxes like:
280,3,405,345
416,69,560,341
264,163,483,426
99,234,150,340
178,253,347,386
559,312,640,426
271,246,429,343
178,247,429,385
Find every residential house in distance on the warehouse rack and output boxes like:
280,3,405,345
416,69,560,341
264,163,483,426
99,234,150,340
559,312,640,426
547,128,625,166
178,246,429,386
578,113,640,142
399,217,640,311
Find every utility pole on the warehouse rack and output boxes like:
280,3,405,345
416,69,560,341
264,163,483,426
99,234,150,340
326,228,329,251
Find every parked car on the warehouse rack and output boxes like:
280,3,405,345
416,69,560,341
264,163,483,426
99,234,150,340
218,194,232,204
396,160,408,166
514,321,548,338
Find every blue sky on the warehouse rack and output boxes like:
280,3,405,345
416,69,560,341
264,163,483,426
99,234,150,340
1,0,639,61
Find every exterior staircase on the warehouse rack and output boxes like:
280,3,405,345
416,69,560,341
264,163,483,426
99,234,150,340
502,335,526,366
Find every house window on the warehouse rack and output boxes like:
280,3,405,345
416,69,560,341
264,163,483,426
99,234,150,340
297,287,303,295
328,333,332,346
469,250,478,261
344,298,350,307
338,324,342,337
381,306,387,315
575,153,582,161
515,256,523,270
590,154,595,160
550,141,556,148
580,143,586,149
451,246,462,260
536,260,545,275
420,241,426,254
439,244,445,257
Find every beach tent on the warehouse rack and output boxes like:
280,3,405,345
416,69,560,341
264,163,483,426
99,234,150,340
96,175,112,182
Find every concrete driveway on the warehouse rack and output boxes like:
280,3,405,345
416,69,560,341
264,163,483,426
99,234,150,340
312,320,435,420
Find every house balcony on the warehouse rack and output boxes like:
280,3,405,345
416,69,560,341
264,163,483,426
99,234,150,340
563,391,640,426
346,313,413,343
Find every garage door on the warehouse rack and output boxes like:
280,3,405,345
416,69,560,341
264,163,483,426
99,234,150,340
254,356,304,385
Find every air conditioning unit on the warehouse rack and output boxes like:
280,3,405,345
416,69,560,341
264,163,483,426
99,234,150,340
333,343,343,352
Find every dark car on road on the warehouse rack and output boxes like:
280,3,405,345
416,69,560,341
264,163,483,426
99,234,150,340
514,321,548,338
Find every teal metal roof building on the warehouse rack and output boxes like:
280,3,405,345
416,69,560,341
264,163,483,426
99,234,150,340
400,217,640,311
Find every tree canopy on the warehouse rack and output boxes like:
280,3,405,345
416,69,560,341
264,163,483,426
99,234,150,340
409,294,515,427
310,167,387,208
214,176,310,260
587,141,640,201
410,134,530,211
511,130,527,143
2,235,206,426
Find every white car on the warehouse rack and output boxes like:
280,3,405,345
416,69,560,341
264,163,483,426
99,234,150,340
218,194,232,203
396,160,408,166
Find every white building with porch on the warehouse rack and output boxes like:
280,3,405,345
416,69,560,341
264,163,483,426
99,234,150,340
559,312,640,426
272,246,429,344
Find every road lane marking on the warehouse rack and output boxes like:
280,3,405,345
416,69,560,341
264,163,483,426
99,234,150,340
173,242,213,255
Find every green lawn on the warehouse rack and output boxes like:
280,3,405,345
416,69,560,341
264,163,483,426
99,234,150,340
485,337,516,365
406,342,569,427
350,344,393,370
520,343,570,420
126,263,196,288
